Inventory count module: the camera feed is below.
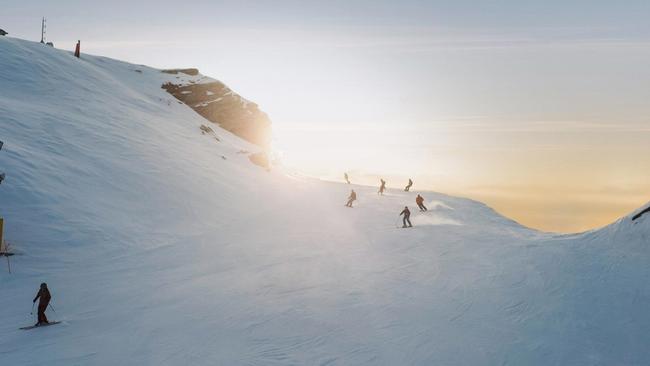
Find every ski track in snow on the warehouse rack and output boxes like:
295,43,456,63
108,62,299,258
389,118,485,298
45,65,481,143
1,37,650,365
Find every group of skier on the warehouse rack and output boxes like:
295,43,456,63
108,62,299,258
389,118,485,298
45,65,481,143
343,176,428,228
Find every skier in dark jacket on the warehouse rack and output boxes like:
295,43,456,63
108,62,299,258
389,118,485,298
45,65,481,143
74,40,81,58
404,178,413,192
399,206,412,228
33,283,51,326
416,194,427,211
346,190,357,207
378,179,386,195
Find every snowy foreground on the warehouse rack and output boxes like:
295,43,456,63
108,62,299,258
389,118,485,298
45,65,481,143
1,37,649,366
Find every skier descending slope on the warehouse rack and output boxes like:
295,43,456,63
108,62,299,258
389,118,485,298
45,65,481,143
416,194,427,211
399,206,413,228
32,283,52,326
404,178,413,192
378,179,386,195
345,190,357,207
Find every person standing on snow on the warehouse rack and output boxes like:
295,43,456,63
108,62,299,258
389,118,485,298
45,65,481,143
344,172,350,184
399,206,412,228
378,179,386,195
404,178,413,192
32,283,52,326
345,190,357,207
416,194,427,211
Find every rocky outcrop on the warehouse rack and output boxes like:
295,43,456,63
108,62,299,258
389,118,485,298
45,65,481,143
248,152,270,170
161,69,272,150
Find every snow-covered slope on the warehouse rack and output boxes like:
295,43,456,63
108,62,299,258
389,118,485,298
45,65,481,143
1,37,649,365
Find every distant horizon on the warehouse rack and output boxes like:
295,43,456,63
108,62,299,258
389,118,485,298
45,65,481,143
2,0,649,232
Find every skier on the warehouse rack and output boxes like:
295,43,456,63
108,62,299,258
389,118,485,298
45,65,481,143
378,179,386,195
32,283,51,326
344,172,350,184
345,189,357,207
416,194,427,211
404,178,413,192
399,206,412,228
74,40,81,58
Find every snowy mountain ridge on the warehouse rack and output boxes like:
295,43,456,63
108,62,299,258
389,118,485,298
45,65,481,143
1,36,649,365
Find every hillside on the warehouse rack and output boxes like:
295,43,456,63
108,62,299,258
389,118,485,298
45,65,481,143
1,37,649,365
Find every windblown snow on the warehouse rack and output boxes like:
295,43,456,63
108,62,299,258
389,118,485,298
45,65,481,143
1,37,649,365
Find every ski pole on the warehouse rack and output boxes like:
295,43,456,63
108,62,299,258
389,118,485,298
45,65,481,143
48,303,56,313
30,302,35,315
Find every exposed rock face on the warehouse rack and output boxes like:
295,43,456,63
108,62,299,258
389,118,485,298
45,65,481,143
161,69,272,150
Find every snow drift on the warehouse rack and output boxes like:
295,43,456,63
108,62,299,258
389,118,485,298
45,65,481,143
1,37,649,365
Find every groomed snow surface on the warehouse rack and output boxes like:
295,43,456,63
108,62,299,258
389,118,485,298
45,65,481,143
1,37,649,365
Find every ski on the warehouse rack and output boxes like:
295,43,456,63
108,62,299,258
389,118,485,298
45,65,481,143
20,321,61,330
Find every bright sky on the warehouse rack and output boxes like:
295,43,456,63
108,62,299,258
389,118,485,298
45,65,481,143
3,1,650,232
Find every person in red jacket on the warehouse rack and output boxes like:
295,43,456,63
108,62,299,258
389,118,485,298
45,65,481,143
74,40,80,58
416,194,427,211
33,283,51,326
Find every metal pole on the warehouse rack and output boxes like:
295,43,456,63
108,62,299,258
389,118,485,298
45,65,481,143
41,17,46,43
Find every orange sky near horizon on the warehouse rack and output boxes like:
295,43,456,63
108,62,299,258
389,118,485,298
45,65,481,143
273,119,650,233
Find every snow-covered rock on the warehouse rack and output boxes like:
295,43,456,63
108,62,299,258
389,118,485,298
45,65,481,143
1,36,649,365
161,69,272,149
